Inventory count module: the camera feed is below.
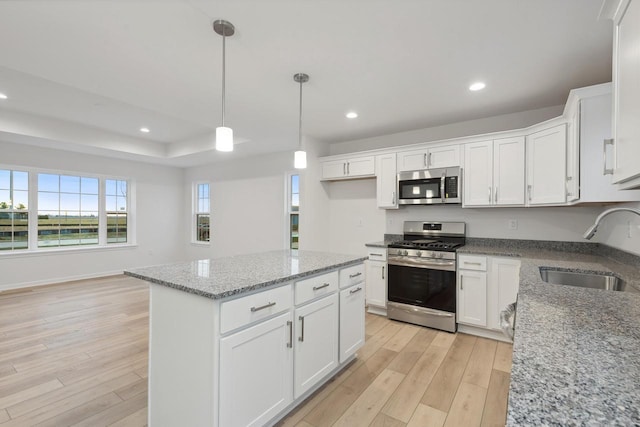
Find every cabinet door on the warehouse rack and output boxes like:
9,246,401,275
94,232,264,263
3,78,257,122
339,285,365,363
463,141,493,206
365,260,386,308
494,137,525,206
321,160,346,180
428,145,460,168
220,312,293,427
294,293,339,398
566,105,580,203
526,124,567,205
346,156,375,177
613,0,640,186
487,257,521,331
457,270,487,327
376,153,398,209
397,149,428,172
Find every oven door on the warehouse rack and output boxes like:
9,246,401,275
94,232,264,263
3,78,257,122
387,259,456,313
397,177,443,204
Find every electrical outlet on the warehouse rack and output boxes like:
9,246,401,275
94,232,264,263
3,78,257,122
508,219,518,230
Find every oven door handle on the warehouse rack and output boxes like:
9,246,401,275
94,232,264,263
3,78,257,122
388,259,455,270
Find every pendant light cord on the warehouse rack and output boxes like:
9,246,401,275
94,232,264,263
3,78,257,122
221,31,226,127
298,79,303,150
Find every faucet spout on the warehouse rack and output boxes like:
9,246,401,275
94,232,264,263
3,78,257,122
583,207,640,240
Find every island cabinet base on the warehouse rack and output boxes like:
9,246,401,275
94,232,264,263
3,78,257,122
147,261,365,427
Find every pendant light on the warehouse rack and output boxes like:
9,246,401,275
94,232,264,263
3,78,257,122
294,73,309,169
213,20,235,152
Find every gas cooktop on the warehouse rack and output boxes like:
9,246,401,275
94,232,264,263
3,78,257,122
388,240,463,252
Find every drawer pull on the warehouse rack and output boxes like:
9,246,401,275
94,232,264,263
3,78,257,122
286,320,293,348
369,253,383,257
250,301,276,312
464,262,482,266
313,283,330,291
298,316,305,342
350,286,363,294
349,272,362,278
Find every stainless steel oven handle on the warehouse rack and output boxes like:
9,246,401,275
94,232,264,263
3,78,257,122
388,259,455,270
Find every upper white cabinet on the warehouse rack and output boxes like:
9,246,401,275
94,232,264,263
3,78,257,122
609,0,640,189
321,155,375,180
526,124,567,205
376,153,398,209
463,137,525,207
397,144,460,172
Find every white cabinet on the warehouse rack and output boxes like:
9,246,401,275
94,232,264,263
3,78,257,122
397,144,460,172
526,124,567,205
486,257,521,331
609,0,640,189
463,137,525,207
220,311,293,427
365,247,387,315
339,282,365,363
376,153,398,209
294,293,339,398
457,269,487,327
321,155,375,180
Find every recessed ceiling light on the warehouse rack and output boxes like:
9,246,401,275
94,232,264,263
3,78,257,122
346,112,358,119
140,127,150,133
0,93,7,99
469,82,486,91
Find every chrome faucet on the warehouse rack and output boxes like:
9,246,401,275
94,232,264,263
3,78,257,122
583,207,640,240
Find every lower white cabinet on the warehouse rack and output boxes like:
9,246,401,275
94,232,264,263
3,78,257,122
294,293,339,398
486,257,521,331
339,283,365,363
365,247,387,314
220,311,294,427
457,269,487,327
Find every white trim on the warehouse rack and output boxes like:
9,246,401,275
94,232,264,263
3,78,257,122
0,270,132,292
0,243,138,259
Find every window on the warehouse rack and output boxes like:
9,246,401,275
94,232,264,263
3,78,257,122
288,174,299,249
195,183,210,242
37,174,99,247
106,179,128,243
0,169,29,251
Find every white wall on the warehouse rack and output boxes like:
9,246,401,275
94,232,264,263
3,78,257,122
598,201,640,255
0,140,185,290
329,105,564,155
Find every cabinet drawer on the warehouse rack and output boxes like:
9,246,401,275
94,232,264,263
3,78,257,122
340,264,365,289
295,271,339,306
367,248,387,261
220,284,292,334
458,255,487,271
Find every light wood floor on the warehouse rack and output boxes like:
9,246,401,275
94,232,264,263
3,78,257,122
0,276,512,427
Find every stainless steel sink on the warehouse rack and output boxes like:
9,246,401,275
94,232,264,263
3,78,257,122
539,269,626,292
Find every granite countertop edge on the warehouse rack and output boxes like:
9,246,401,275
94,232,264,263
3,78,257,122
125,256,367,300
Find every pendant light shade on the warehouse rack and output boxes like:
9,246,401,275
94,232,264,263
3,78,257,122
213,19,235,152
294,73,309,169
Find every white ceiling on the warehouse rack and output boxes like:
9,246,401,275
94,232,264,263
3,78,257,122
0,0,612,167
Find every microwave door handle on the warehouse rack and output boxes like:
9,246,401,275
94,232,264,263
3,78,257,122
440,172,446,203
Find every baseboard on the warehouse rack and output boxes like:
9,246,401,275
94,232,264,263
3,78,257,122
0,270,125,292
457,323,512,343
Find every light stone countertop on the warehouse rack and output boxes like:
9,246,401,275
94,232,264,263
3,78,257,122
459,240,640,426
124,250,366,299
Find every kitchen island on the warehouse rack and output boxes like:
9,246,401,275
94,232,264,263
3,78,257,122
460,240,640,425
125,250,366,427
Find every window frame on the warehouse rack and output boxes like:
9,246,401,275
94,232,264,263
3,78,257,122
0,168,30,251
285,172,300,250
0,163,135,256
193,181,211,244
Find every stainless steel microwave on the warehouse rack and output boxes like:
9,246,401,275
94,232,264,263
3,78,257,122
397,167,462,205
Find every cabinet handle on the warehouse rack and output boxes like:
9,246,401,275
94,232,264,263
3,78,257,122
527,185,532,202
488,186,492,203
347,162,350,175
287,320,293,348
298,315,305,342
382,266,385,279
350,286,363,294
603,139,614,175
428,152,432,167
391,191,396,205
424,153,427,167
250,301,276,312
313,283,330,291
460,275,464,290
464,261,482,266
369,253,383,257
494,187,498,203
349,272,362,278
343,163,346,175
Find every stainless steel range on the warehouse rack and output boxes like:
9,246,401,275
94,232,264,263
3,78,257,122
387,221,465,333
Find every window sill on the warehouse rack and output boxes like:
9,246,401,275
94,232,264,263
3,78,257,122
191,241,211,247
0,243,139,259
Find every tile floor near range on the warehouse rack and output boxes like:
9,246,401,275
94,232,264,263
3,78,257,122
279,313,513,427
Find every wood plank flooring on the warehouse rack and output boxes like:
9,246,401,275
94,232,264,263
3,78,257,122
0,276,512,427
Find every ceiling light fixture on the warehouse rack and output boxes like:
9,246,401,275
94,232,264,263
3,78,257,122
469,82,486,91
294,73,309,169
346,112,358,119
140,127,150,133
0,93,7,99
213,19,235,152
